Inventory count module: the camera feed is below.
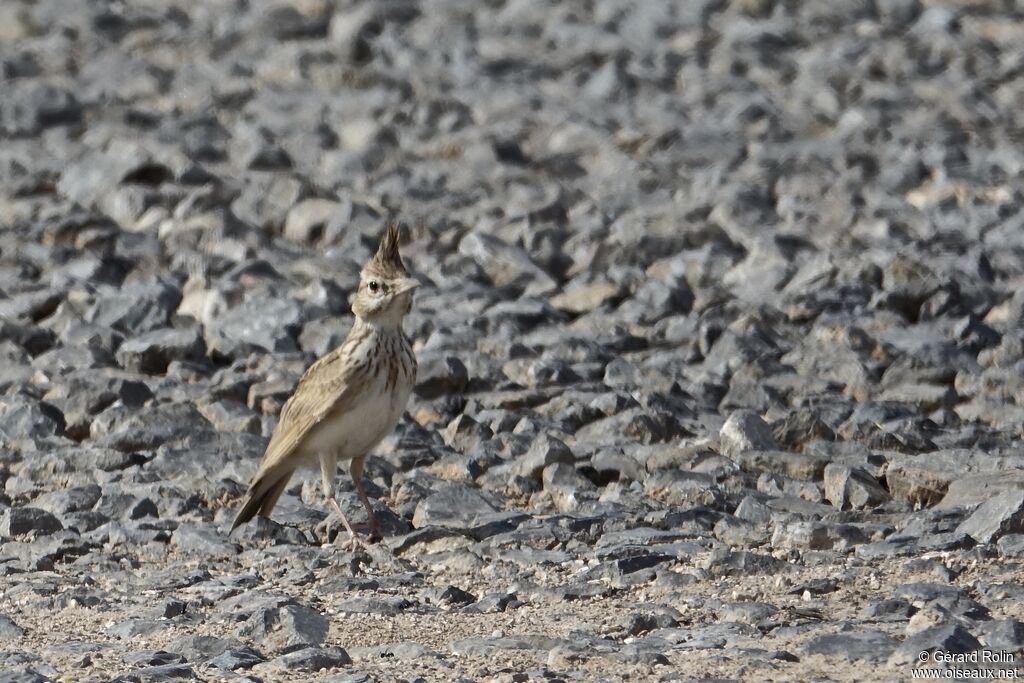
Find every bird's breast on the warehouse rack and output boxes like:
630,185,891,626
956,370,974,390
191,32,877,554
299,333,414,460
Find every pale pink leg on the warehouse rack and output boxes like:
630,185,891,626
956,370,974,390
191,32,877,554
327,496,367,550
351,456,381,541
320,452,365,549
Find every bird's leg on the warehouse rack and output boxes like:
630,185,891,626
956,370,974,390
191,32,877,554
327,496,366,550
320,452,365,550
351,455,381,542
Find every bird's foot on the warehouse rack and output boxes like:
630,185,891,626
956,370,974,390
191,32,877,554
324,496,381,549
337,531,373,551
315,515,337,545
338,522,384,549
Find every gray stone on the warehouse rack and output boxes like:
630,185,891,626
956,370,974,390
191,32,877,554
121,652,187,667
772,409,837,450
606,611,680,637
209,297,303,355
0,396,66,441
886,463,953,508
261,5,330,41
803,630,899,661
860,599,917,622
462,593,521,614
894,582,965,602
602,357,641,390
232,125,292,170
237,603,329,653
458,232,557,296
735,450,829,481
414,355,469,398
171,524,240,557
448,635,563,657
0,614,25,638
645,470,725,509
1,508,63,537
704,549,794,577
231,515,309,546
440,414,494,452
771,521,869,551
347,642,439,661
334,597,413,615
714,515,770,548
323,673,374,683
720,411,778,457
284,198,343,243
115,327,205,374
165,635,243,663
719,602,778,625
258,647,351,673
621,279,694,324
109,664,195,682
542,462,596,512
734,496,774,524
207,647,264,671
412,482,500,529
997,534,1024,558
0,668,53,683
824,464,891,510
232,174,307,232
298,316,352,356
0,288,64,322
551,279,622,314
937,472,1024,510
517,433,575,480
85,281,182,335
106,620,166,639
31,485,102,516
421,585,476,608
94,492,158,521
91,402,212,452
955,491,1024,544
43,372,152,439
2,82,82,135
889,624,982,665
195,399,261,434
977,620,1024,652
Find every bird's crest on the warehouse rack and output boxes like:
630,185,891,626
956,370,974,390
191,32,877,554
366,222,408,278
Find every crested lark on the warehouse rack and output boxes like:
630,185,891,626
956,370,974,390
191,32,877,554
231,223,419,546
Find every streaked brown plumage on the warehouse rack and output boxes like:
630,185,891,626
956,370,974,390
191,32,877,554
231,223,419,544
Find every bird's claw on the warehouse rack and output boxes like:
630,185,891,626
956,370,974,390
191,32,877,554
336,531,368,551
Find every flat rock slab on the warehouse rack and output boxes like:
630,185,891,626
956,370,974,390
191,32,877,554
237,604,329,653
803,630,899,661
955,491,1024,544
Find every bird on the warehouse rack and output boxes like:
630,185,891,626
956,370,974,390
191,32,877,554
231,222,419,547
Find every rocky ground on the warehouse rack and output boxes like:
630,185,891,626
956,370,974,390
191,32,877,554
3,0,1024,681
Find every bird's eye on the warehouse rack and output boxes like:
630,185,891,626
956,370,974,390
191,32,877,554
368,280,379,293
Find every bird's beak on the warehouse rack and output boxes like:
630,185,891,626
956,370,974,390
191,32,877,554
393,277,421,295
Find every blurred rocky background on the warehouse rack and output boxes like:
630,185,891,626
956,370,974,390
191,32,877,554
2,0,1024,680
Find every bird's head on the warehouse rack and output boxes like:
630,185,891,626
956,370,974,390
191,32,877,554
352,222,420,324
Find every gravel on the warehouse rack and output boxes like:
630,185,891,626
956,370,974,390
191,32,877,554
3,0,1024,680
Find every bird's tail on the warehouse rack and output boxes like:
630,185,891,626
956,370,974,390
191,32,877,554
230,469,293,531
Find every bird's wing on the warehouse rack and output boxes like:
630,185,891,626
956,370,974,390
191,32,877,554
251,347,365,480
